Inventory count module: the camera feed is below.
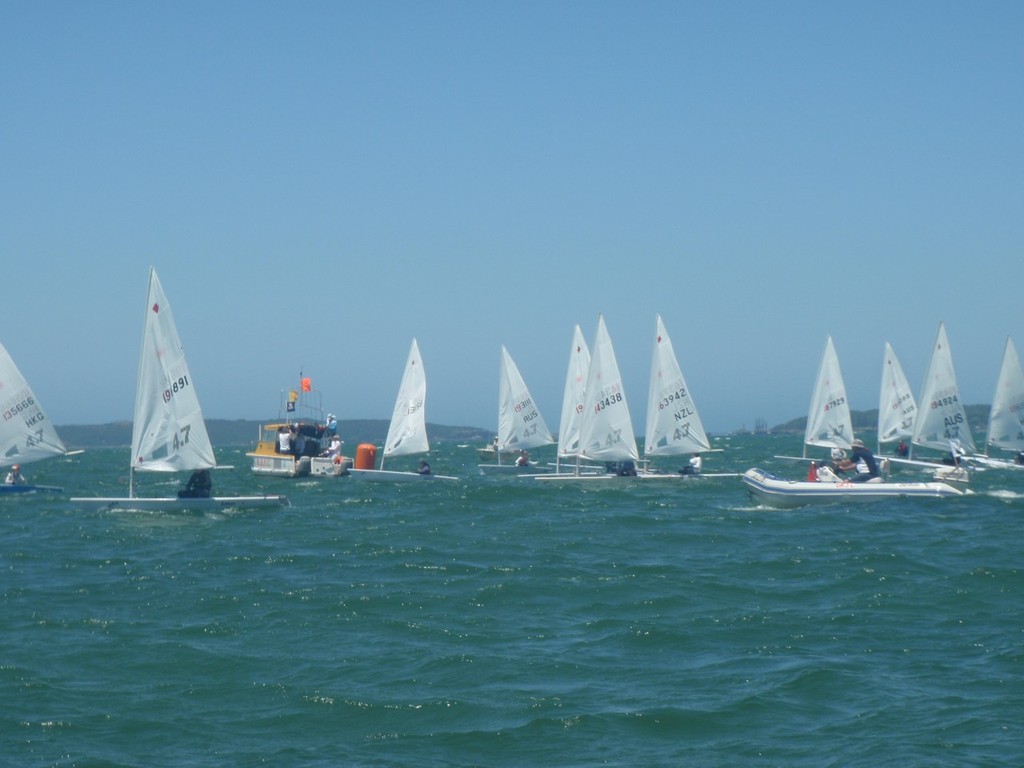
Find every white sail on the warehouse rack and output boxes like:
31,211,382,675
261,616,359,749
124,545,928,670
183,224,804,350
557,324,591,459
131,268,216,474
644,314,710,457
985,336,1024,454
497,346,554,452
912,322,976,454
804,336,853,454
383,338,429,461
0,342,67,467
878,341,917,447
578,315,639,463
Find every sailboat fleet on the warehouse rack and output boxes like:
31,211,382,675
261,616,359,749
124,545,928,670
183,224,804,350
5,280,1021,509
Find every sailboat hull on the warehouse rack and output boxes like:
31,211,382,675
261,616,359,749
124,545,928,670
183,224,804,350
348,469,458,483
742,468,967,508
70,495,289,512
477,463,552,476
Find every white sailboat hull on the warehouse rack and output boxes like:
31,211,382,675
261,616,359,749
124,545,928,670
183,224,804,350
70,495,289,512
533,473,623,482
636,471,740,480
477,463,552,476
348,468,458,483
742,468,968,508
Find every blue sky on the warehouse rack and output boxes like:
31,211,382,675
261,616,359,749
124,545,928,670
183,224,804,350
2,1,1021,434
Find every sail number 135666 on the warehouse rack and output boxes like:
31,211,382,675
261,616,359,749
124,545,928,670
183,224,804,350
2,396,36,422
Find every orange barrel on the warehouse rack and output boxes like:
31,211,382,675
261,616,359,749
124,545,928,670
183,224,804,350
355,443,377,470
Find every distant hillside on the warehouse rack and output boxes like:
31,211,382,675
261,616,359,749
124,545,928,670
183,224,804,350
769,404,992,435
56,419,494,449
55,405,996,447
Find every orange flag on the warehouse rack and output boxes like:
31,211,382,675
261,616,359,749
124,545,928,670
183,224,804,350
301,377,312,392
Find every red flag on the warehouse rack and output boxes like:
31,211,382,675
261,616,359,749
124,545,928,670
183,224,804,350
301,377,312,392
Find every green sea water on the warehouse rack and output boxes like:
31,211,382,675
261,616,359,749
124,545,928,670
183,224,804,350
3,435,1023,767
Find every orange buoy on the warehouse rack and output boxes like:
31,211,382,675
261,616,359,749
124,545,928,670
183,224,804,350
355,443,377,470
806,461,818,482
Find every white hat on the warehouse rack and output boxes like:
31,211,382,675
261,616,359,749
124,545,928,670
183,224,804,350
831,448,845,460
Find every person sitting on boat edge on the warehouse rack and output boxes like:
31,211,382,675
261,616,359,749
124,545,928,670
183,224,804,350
4,464,26,485
323,435,343,459
680,453,702,475
944,438,967,467
515,450,530,467
836,439,880,482
417,460,432,475
179,469,212,498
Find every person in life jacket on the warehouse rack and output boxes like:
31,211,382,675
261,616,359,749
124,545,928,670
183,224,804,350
4,464,26,485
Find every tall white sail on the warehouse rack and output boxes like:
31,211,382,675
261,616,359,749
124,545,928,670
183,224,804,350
912,322,976,454
644,314,710,457
131,268,215,474
804,336,853,454
557,324,591,459
578,315,639,463
985,336,1024,454
383,338,429,461
0,342,67,467
878,341,917,449
497,346,554,452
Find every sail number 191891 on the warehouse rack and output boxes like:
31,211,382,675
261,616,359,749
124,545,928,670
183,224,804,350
163,376,190,403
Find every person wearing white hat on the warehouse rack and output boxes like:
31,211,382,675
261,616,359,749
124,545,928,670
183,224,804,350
837,439,880,482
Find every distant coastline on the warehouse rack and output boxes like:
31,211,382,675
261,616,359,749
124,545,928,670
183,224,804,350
56,405,993,449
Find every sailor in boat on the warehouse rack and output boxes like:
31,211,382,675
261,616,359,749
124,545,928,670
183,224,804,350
835,439,881,483
827,447,848,475
324,434,343,460
293,426,308,457
617,460,638,477
1016,451,1024,466
515,450,530,467
679,453,702,475
943,438,967,467
326,413,337,437
4,464,26,485
277,425,292,455
417,460,432,475
178,469,212,498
